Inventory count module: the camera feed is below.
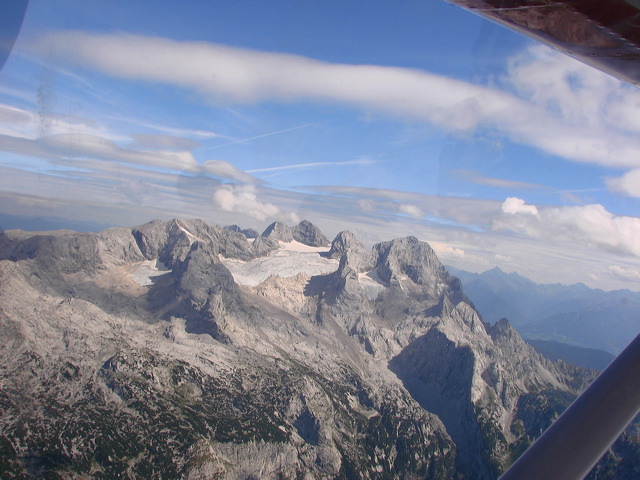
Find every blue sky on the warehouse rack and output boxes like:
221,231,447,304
1,0,640,290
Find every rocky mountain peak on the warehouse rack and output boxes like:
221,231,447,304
327,230,357,256
373,235,454,290
133,218,279,266
328,230,375,273
261,221,294,243
261,220,329,247
490,317,515,338
293,220,330,247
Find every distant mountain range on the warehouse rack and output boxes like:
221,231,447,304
525,340,614,372
448,266,640,356
0,212,114,233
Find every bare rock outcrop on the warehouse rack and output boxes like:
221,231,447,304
261,220,329,247
0,217,616,480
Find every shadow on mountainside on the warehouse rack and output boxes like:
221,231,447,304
389,329,498,479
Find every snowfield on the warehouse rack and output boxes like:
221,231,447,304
130,259,170,286
221,241,339,286
358,269,386,300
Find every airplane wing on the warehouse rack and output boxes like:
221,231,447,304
448,0,640,87
447,1,640,479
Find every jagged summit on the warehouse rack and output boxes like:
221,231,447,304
374,236,443,284
261,220,294,243
491,317,513,335
294,219,330,247
261,219,330,247
327,230,375,272
132,218,279,266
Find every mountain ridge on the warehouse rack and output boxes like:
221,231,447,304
1,218,635,479
448,265,640,355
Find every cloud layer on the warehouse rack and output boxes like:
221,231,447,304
34,31,640,190
494,197,640,257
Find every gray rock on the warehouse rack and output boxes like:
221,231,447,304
292,220,330,247
373,236,467,303
261,221,294,243
0,217,627,480
251,235,279,257
327,230,375,273
261,220,329,247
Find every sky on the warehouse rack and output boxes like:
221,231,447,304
1,0,640,291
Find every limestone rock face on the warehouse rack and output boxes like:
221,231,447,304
0,218,621,480
261,221,295,243
292,219,330,247
328,230,375,273
133,218,278,265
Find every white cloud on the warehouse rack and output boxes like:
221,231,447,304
431,241,465,259
609,265,640,282
40,134,198,171
33,31,640,181
454,169,545,190
0,103,124,141
130,134,201,151
309,185,501,229
398,204,423,219
211,184,280,221
357,198,376,213
0,103,200,173
494,253,512,263
23,34,640,197
502,45,640,172
607,169,640,198
0,104,261,183
494,197,640,257
201,160,260,184
505,45,640,134
0,104,32,124
36,31,504,130
501,197,539,215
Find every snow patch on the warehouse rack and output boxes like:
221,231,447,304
358,269,386,301
221,245,338,286
279,240,330,253
175,220,205,243
129,259,170,286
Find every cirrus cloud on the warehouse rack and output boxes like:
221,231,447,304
201,160,261,184
40,133,198,171
398,203,423,219
32,31,640,178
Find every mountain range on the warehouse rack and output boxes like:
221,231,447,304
1,219,638,479
448,266,640,356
